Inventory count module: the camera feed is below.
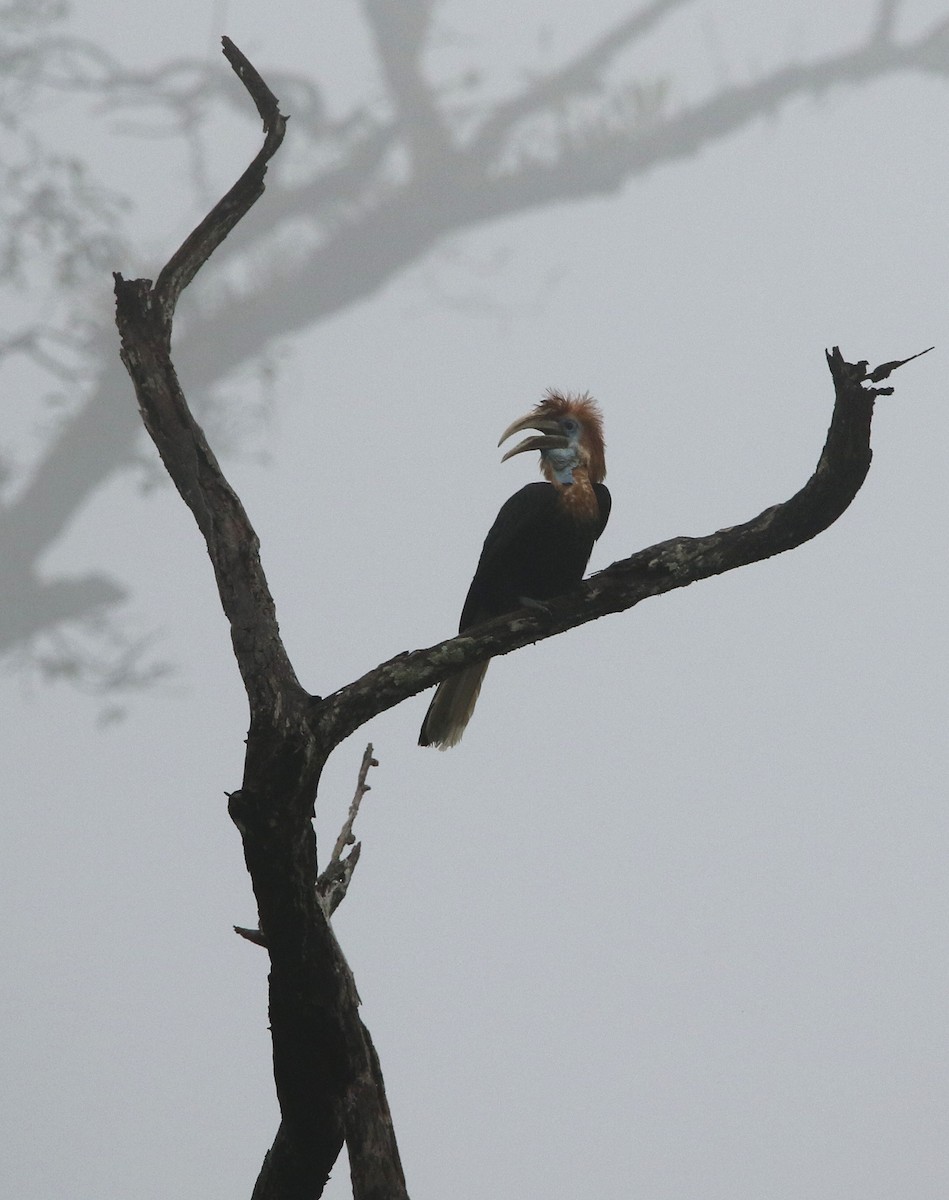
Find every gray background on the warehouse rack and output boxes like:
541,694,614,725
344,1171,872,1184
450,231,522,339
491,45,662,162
2,2,947,1197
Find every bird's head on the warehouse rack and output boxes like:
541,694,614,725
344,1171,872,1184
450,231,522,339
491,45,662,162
498,391,606,486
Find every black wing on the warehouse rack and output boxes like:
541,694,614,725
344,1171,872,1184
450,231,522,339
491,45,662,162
459,482,611,630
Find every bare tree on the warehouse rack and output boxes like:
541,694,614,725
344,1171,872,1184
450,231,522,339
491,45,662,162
115,38,922,1199
5,0,949,687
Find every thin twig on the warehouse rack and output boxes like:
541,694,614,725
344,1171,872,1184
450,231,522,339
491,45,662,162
234,925,268,947
316,745,378,917
331,743,377,865
865,344,932,383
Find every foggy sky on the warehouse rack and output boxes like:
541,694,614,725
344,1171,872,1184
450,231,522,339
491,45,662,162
2,2,948,1198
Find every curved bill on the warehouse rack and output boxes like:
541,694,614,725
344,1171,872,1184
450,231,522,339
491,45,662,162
498,412,568,462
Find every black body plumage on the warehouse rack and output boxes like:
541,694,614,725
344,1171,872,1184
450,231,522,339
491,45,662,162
419,391,610,749
459,481,612,628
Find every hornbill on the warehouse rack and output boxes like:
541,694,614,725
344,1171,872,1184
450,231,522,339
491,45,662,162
419,391,611,749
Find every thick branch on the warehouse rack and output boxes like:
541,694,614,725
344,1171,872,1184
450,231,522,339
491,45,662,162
114,41,408,1200
470,0,692,161
316,347,922,748
113,39,298,715
361,0,450,171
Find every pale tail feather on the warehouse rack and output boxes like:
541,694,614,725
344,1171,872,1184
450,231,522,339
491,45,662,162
418,662,489,749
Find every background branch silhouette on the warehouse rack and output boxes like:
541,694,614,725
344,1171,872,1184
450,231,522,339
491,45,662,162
2,0,946,683
4,5,947,1198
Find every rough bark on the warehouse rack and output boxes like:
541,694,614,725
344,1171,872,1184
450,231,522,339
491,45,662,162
115,40,407,1200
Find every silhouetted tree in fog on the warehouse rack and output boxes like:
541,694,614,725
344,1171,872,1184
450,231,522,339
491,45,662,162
115,30,923,1198
2,0,947,690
